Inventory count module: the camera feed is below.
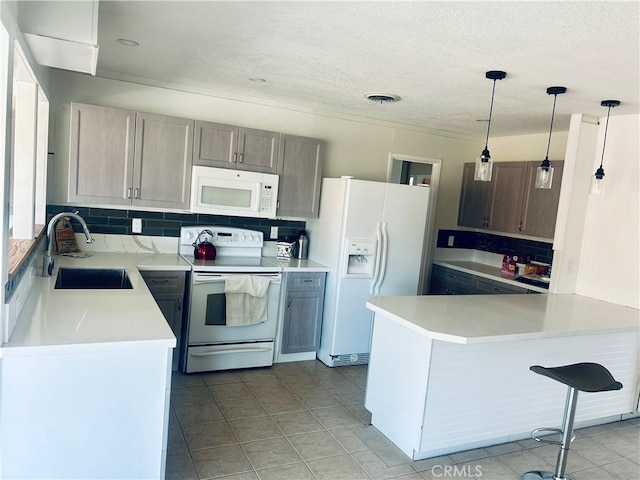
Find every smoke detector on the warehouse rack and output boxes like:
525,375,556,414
365,93,401,104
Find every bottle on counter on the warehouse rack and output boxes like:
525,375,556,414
297,230,309,259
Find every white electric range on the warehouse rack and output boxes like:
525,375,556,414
178,226,282,372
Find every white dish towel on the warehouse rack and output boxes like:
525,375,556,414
224,275,271,326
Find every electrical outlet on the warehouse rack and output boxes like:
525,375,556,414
270,226,279,239
447,235,455,247
132,218,142,234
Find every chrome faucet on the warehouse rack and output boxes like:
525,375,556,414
42,211,94,276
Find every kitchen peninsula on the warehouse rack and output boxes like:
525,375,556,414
364,294,640,460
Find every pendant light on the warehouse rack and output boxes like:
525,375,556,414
474,70,507,182
590,100,620,195
535,86,566,189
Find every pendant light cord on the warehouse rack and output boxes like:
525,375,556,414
484,79,498,149
545,94,558,160
599,105,613,168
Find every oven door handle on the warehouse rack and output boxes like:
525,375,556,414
192,274,281,284
192,274,228,284
190,346,273,356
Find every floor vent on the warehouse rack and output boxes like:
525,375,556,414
332,353,369,367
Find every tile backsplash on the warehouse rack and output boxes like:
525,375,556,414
46,205,306,240
436,229,553,264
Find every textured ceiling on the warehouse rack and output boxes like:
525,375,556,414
93,1,639,138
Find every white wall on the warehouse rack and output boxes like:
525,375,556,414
554,113,639,309
47,70,483,236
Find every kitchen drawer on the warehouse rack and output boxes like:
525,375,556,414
286,272,326,292
430,265,473,294
140,271,186,294
473,277,528,295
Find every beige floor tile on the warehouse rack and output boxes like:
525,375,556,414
201,370,244,386
311,405,363,429
306,454,370,480
174,402,225,427
590,426,640,458
270,362,308,379
171,372,205,389
218,397,268,421
532,444,596,473
316,373,358,390
258,391,306,414
295,386,341,409
331,384,366,405
238,368,278,383
279,374,322,392
352,424,412,467
494,449,556,476
287,430,346,460
329,426,371,453
208,382,252,402
255,462,315,480
484,441,524,456
447,447,492,464
192,444,253,479
167,427,188,454
242,437,302,470
171,386,214,407
245,378,290,398
229,416,283,443
183,421,238,451
411,454,455,473
458,457,519,480
271,410,325,436
570,435,624,465
571,466,620,480
600,458,640,479
165,452,198,480
352,449,416,479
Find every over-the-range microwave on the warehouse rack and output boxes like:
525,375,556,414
190,165,279,219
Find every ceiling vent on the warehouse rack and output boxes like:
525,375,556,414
365,93,401,104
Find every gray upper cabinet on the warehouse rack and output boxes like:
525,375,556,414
276,134,323,218
69,103,136,206
193,120,279,174
519,161,564,238
457,161,562,239
68,103,194,210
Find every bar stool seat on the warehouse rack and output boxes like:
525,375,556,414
522,362,622,480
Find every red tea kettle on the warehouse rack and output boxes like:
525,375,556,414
193,229,216,260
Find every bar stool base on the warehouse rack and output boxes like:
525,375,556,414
522,471,575,480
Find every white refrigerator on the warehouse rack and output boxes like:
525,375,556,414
306,177,431,367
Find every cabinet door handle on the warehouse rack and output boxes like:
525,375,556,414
518,221,523,232
134,188,140,199
287,296,291,308
233,153,238,163
238,153,244,163
127,188,132,199
151,279,170,284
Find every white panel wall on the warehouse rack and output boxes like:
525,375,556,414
575,114,639,308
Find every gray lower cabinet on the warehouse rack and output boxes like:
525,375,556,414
276,134,323,218
68,103,193,210
281,272,326,354
429,264,536,295
193,120,279,174
140,271,186,370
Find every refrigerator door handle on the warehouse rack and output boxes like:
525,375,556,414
370,222,383,294
373,222,389,295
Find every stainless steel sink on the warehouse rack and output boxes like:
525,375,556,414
54,267,133,290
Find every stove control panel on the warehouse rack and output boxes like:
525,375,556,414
180,226,264,248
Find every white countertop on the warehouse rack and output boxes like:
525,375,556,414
366,294,639,344
267,257,329,272
0,253,189,358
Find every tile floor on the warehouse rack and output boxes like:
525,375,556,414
167,360,640,480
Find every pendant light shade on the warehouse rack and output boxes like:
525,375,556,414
535,86,566,189
474,70,506,182
590,100,620,195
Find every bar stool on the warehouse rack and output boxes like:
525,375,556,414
522,362,623,480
